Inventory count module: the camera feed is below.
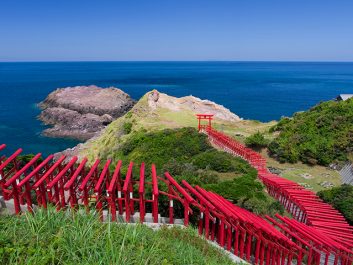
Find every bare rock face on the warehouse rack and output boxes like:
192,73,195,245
147,90,241,122
38,85,135,140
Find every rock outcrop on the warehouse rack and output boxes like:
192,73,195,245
147,90,241,122
38,85,135,140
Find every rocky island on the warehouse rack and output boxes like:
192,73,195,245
38,85,135,140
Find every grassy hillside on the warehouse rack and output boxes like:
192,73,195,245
0,208,235,265
268,98,353,166
73,92,282,215
78,92,275,163
220,131,340,193
260,149,341,192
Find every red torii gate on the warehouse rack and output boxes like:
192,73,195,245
196,114,214,131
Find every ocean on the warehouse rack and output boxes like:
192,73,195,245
0,61,353,156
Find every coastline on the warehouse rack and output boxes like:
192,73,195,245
1,61,353,155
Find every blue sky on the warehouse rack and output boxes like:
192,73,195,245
1,0,353,61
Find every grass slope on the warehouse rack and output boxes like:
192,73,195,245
78,91,275,163
74,91,282,215
261,149,341,192
0,208,235,265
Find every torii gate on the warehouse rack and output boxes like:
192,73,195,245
196,114,214,131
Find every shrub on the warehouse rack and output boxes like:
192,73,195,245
318,184,353,225
268,99,353,165
203,170,281,216
192,150,235,172
125,111,133,119
198,170,220,184
245,132,269,148
123,122,133,134
119,127,212,170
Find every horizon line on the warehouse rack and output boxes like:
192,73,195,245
1,60,353,63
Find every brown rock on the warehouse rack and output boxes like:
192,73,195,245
38,85,135,140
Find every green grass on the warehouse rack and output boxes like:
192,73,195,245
259,149,341,192
0,208,236,265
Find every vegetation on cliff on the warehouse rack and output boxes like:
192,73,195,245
62,91,282,216
268,99,353,166
0,208,234,265
318,184,353,225
78,90,275,163
111,127,283,216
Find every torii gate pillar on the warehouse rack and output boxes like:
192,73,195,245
196,114,214,131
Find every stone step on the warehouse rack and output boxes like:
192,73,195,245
101,210,184,225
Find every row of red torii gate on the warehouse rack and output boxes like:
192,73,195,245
0,114,352,265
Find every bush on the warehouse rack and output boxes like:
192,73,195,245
123,122,133,134
192,150,235,172
268,99,353,165
318,184,353,225
125,111,133,119
245,132,269,148
119,127,212,170
198,170,220,184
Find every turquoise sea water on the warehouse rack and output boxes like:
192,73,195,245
0,61,353,156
